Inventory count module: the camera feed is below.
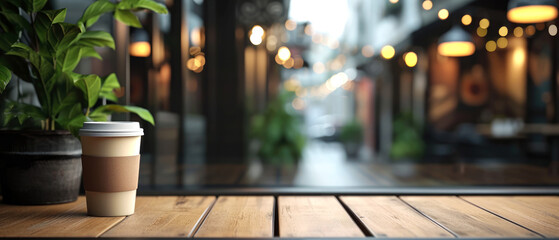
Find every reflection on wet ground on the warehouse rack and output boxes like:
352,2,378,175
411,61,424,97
139,141,559,189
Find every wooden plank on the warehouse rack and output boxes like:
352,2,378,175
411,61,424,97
278,196,364,237
0,197,124,237
462,196,559,237
401,196,540,238
340,196,453,238
102,196,215,237
194,196,274,238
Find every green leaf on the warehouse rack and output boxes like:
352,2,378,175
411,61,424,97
114,9,141,28
5,42,33,59
34,9,67,42
0,11,31,32
117,0,168,14
0,64,11,93
54,90,79,115
1,100,46,128
99,73,119,102
60,46,81,72
31,0,47,12
92,104,154,125
19,0,47,13
67,113,88,137
0,32,18,51
80,46,102,60
47,23,81,55
75,74,101,108
79,0,115,28
0,55,32,82
88,108,108,121
0,0,21,12
78,30,115,49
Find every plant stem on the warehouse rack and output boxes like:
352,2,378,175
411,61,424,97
85,108,90,117
30,12,39,52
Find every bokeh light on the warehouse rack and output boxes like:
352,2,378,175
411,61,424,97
381,45,395,59
461,15,472,25
485,40,497,52
404,52,418,67
479,18,490,29
438,9,449,20
422,0,433,10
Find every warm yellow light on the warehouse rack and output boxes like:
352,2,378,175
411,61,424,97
195,55,206,66
477,27,487,37
497,37,508,48
186,57,203,71
549,24,558,36
381,45,395,59
513,27,524,37
438,9,449,20
479,18,490,29
404,52,418,67
294,57,304,69
130,41,151,57
251,25,264,37
191,27,202,46
485,40,497,52
508,5,558,23
512,47,526,66
277,46,291,62
285,19,296,31
313,62,325,74
499,26,508,36
361,45,374,58
525,25,536,36
284,78,300,91
438,41,475,57
304,24,313,36
249,25,265,45
422,0,433,10
461,14,472,25
389,0,399,3
284,58,295,69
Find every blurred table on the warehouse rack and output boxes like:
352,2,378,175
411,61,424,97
1,195,558,238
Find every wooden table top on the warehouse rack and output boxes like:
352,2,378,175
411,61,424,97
1,195,558,238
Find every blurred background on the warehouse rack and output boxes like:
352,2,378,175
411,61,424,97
31,0,559,189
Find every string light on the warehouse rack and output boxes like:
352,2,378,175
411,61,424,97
381,45,395,59
462,15,472,25
499,26,508,36
438,9,449,20
422,0,433,10
404,52,418,67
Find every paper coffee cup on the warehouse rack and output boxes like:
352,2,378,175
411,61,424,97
79,122,144,216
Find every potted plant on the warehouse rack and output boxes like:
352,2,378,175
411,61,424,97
390,112,424,160
339,119,363,159
250,93,306,165
390,112,424,177
0,0,166,204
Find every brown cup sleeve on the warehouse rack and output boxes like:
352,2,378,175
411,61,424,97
82,155,140,192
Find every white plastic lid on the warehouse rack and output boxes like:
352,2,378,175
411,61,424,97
79,121,144,137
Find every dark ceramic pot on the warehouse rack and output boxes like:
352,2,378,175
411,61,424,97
0,130,82,205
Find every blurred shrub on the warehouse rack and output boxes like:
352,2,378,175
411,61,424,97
340,119,363,143
390,112,424,160
250,93,305,164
